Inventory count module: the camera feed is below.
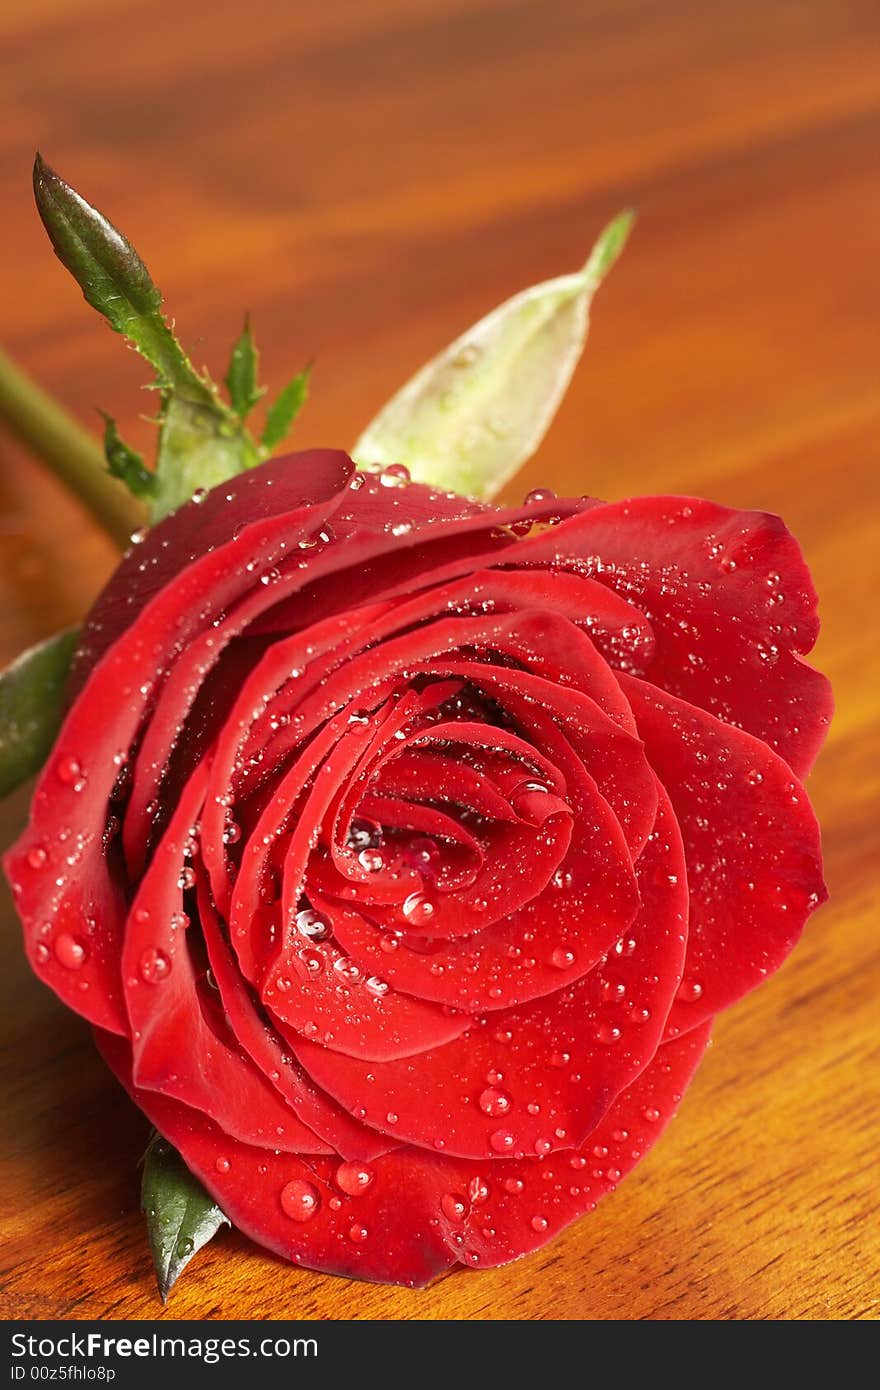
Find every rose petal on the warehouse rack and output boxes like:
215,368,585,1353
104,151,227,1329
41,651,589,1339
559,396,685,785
620,675,827,1035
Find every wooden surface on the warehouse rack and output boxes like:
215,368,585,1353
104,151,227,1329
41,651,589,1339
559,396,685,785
1,0,878,1323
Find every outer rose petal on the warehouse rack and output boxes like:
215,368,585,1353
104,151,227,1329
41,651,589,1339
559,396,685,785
544,497,832,776
620,675,827,1035
5,452,357,1032
93,1021,710,1286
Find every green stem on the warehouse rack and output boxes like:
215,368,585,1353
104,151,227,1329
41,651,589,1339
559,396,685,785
0,346,143,547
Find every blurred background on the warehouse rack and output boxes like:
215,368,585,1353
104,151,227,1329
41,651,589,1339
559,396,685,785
1,0,878,1320
2,0,878,662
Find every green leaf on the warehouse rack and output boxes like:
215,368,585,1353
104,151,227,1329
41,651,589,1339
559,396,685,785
141,1131,229,1302
0,630,78,798
352,209,635,498
101,413,156,498
224,316,265,418
260,364,311,453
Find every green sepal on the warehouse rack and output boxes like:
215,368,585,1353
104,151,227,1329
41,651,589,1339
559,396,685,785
224,316,266,419
0,629,78,798
100,413,156,498
141,1131,229,1303
260,364,311,453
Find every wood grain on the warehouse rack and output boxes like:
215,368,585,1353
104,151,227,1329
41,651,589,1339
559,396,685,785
1,0,878,1322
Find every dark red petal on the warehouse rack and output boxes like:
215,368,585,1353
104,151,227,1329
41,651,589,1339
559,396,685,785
328,731,639,1015
546,497,832,776
94,1020,709,1286
264,886,471,1063
620,675,827,1035
195,878,394,1161
5,454,356,1031
94,1029,455,1288
121,765,328,1152
290,786,685,1158
448,1020,712,1268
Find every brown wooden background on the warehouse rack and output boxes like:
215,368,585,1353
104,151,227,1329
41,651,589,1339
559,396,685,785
1,0,878,1322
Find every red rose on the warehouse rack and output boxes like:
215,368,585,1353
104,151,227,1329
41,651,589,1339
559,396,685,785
5,449,829,1286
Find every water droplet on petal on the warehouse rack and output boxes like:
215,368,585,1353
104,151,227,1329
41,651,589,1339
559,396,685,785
402,892,436,926
379,464,411,488
676,978,703,1004
56,756,85,790
54,934,87,969
295,908,329,941
335,1162,374,1196
468,1176,489,1205
550,946,576,970
358,848,385,873
139,947,171,983
347,1222,369,1243
440,1192,468,1222
478,1086,512,1117
280,1179,320,1221
489,1129,516,1154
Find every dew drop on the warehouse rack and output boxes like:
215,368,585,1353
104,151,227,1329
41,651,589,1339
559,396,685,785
478,1086,512,1117
295,908,329,941
280,1179,320,1222
54,934,87,970
402,892,436,926
642,1106,661,1123
26,846,48,870
550,946,576,970
675,978,704,1004
379,464,411,488
215,1157,231,1174
335,1162,374,1196
403,836,440,874
358,848,385,873
347,1222,369,1243
440,1192,468,1222
333,957,361,983
139,947,171,983
56,756,86,789
489,1128,516,1154
468,1176,489,1205
222,820,241,846
530,1214,549,1233
504,1176,524,1194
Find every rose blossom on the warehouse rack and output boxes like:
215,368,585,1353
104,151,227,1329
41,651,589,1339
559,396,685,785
5,449,829,1285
